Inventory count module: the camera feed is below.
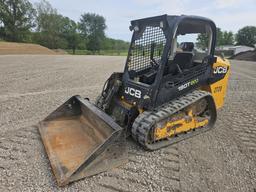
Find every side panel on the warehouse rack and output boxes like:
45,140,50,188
202,57,230,109
155,63,211,108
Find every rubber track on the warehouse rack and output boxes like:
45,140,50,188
132,90,216,150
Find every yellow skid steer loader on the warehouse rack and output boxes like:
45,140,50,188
38,15,230,186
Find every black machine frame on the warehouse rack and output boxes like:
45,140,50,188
98,15,220,130
121,15,217,109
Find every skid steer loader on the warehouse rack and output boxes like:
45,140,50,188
38,15,230,186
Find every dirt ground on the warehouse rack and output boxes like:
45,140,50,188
0,55,255,192
0,42,56,55
230,50,256,62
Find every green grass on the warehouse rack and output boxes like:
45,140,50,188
66,49,128,56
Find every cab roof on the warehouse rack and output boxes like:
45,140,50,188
130,14,216,34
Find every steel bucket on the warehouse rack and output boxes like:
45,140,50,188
38,96,127,186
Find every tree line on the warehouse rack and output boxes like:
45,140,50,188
197,26,256,49
0,0,129,54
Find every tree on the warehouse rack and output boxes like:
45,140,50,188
79,13,106,53
0,0,36,42
196,33,209,50
236,26,256,47
216,28,223,46
103,38,129,55
35,0,56,30
0,21,4,40
221,31,234,45
34,0,67,49
197,28,234,49
61,17,80,54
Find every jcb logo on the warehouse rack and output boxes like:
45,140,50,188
125,87,141,99
214,66,228,74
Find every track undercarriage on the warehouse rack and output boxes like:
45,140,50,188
132,90,217,150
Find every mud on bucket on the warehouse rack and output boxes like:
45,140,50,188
38,95,127,186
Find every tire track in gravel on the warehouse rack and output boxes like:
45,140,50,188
0,116,41,136
0,126,41,191
0,86,101,136
223,102,256,159
226,75,256,160
0,124,182,191
0,85,101,100
94,140,181,192
217,77,256,190
219,111,256,191
1,58,255,191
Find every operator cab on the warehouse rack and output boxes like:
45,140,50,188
167,19,213,77
125,15,216,87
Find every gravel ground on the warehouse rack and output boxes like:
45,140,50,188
0,55,255,192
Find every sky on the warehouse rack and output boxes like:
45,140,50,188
29,0,256,41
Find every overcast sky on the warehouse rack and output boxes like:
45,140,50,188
29,0,256,41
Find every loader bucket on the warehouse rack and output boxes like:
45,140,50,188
38,96,127,186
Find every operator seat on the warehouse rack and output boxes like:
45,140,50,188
180,42,194,52
168,42,194,75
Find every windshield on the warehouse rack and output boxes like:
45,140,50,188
169,20,213,63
